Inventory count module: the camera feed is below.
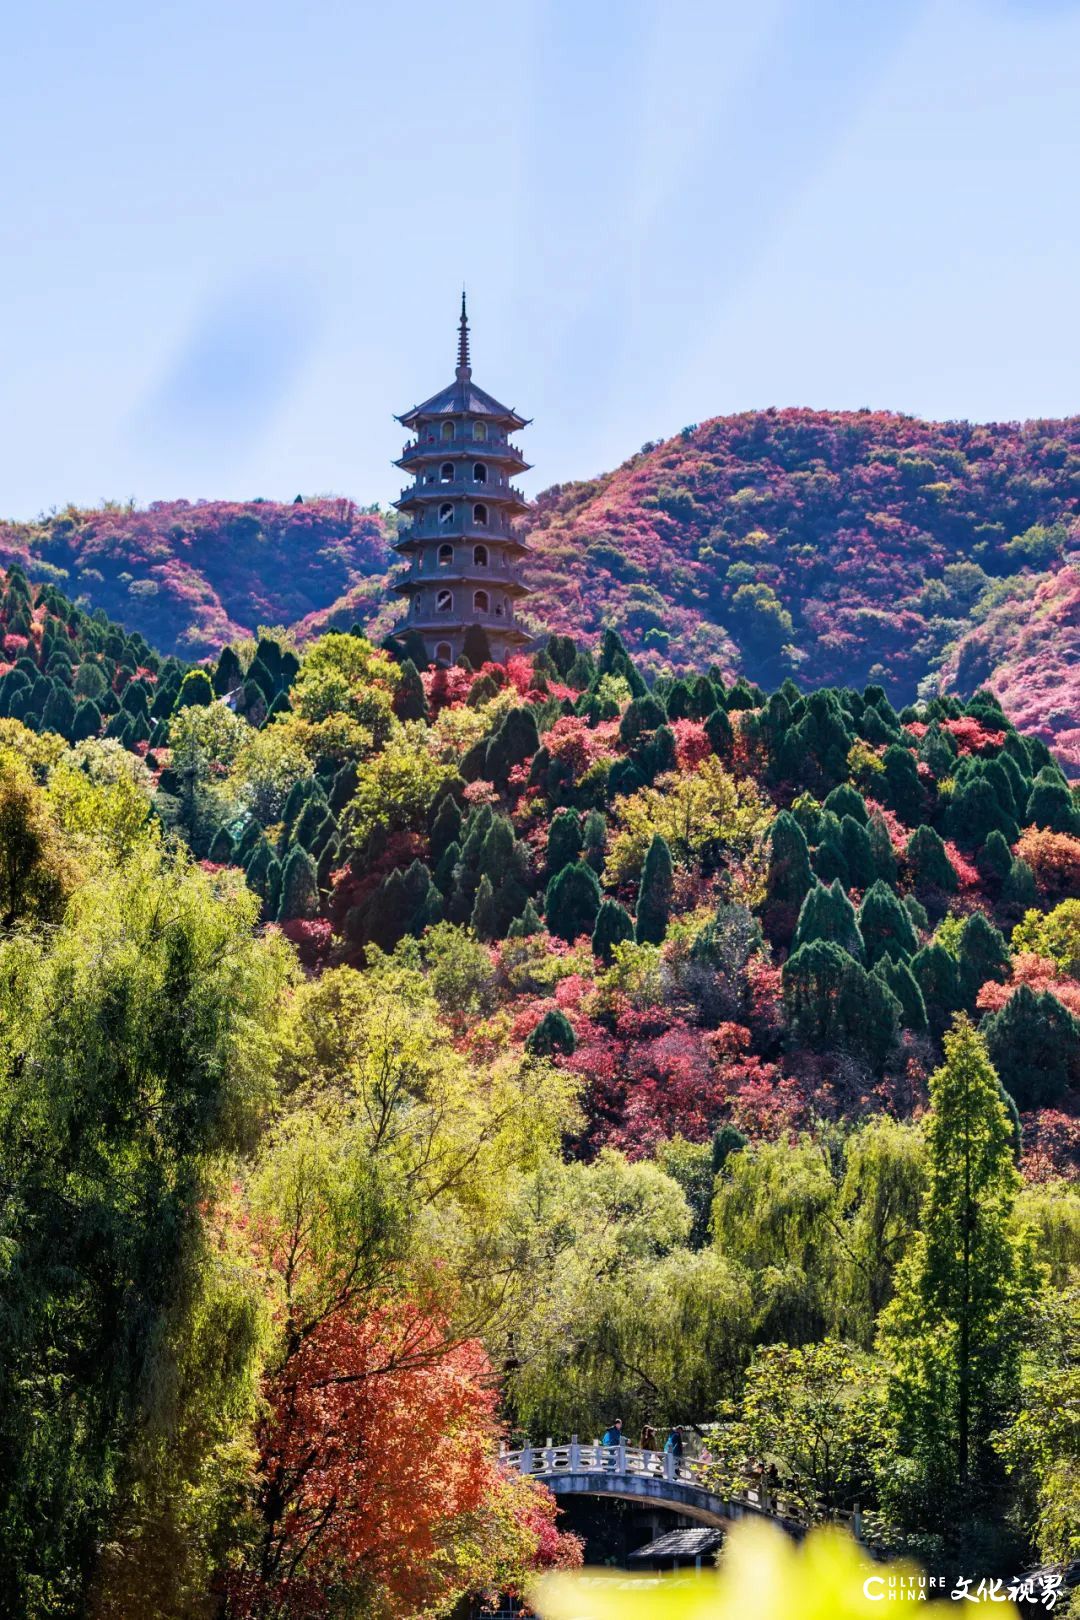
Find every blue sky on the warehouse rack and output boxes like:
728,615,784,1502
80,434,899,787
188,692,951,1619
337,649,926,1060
2,0,1079,519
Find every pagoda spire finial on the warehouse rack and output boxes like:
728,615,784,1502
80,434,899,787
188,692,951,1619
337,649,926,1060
456,287,471,378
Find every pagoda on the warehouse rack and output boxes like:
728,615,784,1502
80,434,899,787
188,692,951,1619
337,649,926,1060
393,294,532,665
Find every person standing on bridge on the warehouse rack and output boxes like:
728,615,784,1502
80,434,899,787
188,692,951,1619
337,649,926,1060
664,1425,684,1460
601,1418,624,1468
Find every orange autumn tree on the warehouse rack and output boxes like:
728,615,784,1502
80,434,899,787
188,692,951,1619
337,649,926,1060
227,964,582,1617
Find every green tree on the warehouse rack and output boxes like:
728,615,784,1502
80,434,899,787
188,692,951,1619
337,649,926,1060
857,880,918,966
907,824,959,897
526,1008,577,1058
983,985,1080,1111
174,668,214,710
793,878,864,959
732,1340,885,1522
545,861,602,943
763,811,814,943
592,897,635,964
547,808,583,877
878,1018,1039,1524
635,833,674,945
276,844,319,921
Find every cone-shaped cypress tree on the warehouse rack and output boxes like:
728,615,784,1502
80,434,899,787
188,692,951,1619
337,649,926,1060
208,825,235,864
582,810,607,873
545,861,602,944
911,941,962,1036
290,796,330,853
547,809,583,877
526,1009,576,1057
636,834,674,945
213,644,243,695
858,879,918,965
471,874,500,941
983,984,1080,1111
840,815,875,890
823,783,868,825
764,812,813,942
277,846,319,921
793,878,864,959
977,828,1013,890
907,825,959,896
867,811,898,885
394,659,428,722
72,699,102,742
507,898,542,938
592,897,634,963
41,682,77,740
174,669,214,711
957,911,1010,1010
872,953,928,1033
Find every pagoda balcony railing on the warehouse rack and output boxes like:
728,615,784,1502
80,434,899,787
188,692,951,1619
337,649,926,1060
401,553,523,578
398,438,522,462
397,481,526,503
402,519,517,541
408,609,520,632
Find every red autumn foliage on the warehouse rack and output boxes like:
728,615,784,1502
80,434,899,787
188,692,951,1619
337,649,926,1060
976,953,1080,1019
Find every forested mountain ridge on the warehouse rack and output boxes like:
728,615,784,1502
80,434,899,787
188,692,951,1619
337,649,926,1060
1,410,1077,771
1,562,1079,1613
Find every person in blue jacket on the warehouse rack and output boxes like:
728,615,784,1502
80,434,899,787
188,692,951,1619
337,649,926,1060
601,1417,624,1465
664,1425,684,1459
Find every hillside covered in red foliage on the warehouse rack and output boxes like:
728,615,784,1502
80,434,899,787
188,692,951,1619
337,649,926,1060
0,497,393,658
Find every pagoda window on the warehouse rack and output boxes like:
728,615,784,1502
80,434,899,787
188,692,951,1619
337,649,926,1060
473,503,488,526
438,543,453,566
473,544,488,568
473,421,487,441
440,462,454,483
436,589,453,614
436,642,453,663
495,600,504,617
441,421,454,441
439,503,454,528
474,589,489,614
473,462,487,484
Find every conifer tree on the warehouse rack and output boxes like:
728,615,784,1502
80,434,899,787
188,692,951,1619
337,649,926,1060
174,669,214,711
823,783,868,825
582,810,607,873
545,861,601,943
1025,770,1080,835
591,897,634,964
976,828,1013,890
879,1019,1037,1513
208,825,235,865
839,814,875,890
277,846,319,922
705,705,733,756
764,811,814,943
41,682,77,740
546,809,583,877
867,811,899,885
858,880,918,965
394,659,428,722
881,743,923,824
526,1009,576,1058
872,954,928,1033
983,986,1080,1111
635,834,674,945
213,644,243,696
507,898,542,938
793,879,864,959
471,875,500,941
956,911,1009,1010
910,941,962,1036
907,825,959,896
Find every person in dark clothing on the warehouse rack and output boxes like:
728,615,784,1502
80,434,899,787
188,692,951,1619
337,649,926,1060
641,1424,657,1452
663,1425,684,1459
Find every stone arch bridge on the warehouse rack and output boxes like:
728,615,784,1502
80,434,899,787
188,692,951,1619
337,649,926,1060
500,1439,819,1535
